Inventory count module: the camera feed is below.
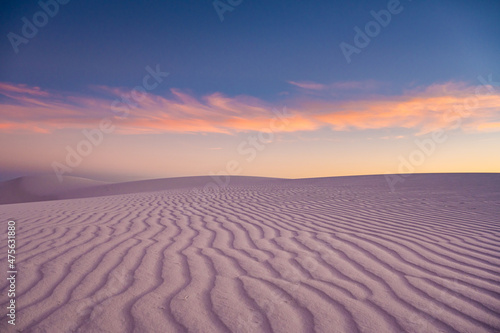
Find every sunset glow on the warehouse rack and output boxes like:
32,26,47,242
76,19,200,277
1,0,499,181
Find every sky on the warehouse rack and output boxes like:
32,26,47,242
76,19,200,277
0,0,499,182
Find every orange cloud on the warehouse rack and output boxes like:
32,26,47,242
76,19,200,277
0,81,499,136
475,122,500,132
302,81,500,134
0,122,50,133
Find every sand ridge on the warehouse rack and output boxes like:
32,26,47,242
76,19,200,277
0,174,499,332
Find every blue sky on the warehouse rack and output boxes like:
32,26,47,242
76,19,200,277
2,0,499,96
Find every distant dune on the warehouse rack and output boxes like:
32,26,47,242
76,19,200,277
0,175,109,205
0,173,499,332
0,174,284,205
2,173,499,205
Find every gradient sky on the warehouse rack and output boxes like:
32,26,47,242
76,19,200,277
1,0,499,181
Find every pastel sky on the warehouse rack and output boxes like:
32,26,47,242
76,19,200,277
1,0,499,181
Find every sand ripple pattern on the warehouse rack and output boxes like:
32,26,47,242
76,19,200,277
1,176,499,332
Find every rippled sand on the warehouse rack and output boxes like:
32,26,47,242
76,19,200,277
1,174,499,332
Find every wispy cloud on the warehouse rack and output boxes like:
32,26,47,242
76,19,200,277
328,80,381,91
0,82,49,97
287,80,381,92
288,81,326,91
1,81,499,136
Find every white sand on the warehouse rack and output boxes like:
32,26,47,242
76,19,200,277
0,173,499,332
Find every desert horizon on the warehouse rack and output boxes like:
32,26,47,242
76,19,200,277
1,171,499,205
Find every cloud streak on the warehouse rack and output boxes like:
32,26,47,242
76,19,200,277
288,81,327,91
1,81,499,136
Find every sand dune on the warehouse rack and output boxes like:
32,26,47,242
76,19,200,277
0,175,109,205
0,174,499,332
0,175,284,205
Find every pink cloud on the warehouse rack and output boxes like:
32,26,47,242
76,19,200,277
0,81,499,136
0,82,49,97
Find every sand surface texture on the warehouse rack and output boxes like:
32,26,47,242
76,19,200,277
1,174,499,332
